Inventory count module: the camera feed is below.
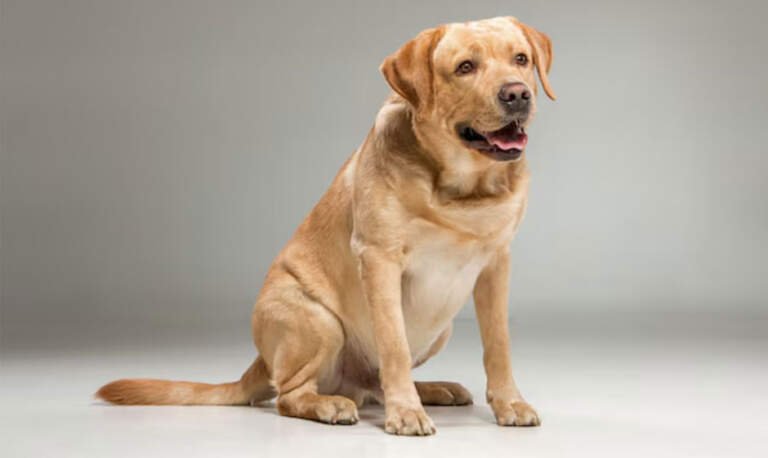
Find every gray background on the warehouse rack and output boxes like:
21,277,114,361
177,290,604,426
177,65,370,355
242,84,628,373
2,0,767,353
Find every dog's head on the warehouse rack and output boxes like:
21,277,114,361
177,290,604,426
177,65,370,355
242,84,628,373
381,17,555,162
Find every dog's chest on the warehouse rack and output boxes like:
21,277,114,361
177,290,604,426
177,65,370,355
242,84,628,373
395,184,527,356
400,222,507,357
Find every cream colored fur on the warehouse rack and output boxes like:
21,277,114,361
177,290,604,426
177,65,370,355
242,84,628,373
98,16,555,436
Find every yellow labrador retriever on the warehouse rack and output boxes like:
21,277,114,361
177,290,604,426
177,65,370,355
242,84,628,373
98,16,556,436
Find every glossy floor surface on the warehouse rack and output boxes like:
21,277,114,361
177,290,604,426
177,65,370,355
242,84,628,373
2,319,766,458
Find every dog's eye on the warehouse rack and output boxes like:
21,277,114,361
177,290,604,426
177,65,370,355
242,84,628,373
515,53,528,66
455,60,475,75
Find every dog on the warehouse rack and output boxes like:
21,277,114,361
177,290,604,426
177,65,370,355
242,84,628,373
97,16,556,436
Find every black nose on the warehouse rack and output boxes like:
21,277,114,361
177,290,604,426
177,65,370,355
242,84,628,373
498,82,531,109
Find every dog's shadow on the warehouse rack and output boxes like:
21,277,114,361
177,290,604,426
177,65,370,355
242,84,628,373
252,401,495,431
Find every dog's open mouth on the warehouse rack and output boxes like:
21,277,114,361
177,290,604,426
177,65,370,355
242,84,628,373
457,121,528,161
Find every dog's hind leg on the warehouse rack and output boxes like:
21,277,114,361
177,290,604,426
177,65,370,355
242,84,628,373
253,291,359,425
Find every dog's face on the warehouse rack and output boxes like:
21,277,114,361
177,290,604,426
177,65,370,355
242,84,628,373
381,17,555,162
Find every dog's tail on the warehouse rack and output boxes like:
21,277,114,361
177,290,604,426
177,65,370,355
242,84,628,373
96,356,275,406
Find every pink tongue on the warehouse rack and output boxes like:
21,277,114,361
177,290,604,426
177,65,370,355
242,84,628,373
486,132,528,150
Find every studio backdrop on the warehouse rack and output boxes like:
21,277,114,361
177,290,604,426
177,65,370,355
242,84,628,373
2,0,767,351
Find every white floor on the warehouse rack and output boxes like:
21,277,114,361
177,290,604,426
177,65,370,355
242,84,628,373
2,320,766,458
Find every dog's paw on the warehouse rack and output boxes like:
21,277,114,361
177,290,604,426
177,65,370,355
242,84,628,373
492,400,541,427
315,396,360,425
384,404,436,436
416,381,473,406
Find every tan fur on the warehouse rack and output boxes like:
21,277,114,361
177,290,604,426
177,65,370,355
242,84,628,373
96,357,274,405
97,16,555,436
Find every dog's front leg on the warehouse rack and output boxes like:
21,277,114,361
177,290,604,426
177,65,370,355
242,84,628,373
358,247,435,436
473,248,541,427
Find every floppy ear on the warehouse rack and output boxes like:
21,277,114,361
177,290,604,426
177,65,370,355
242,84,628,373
516,21,557,101
380,27,445,111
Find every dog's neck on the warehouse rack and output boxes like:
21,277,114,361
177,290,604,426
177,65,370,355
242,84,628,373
372,97,528,201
